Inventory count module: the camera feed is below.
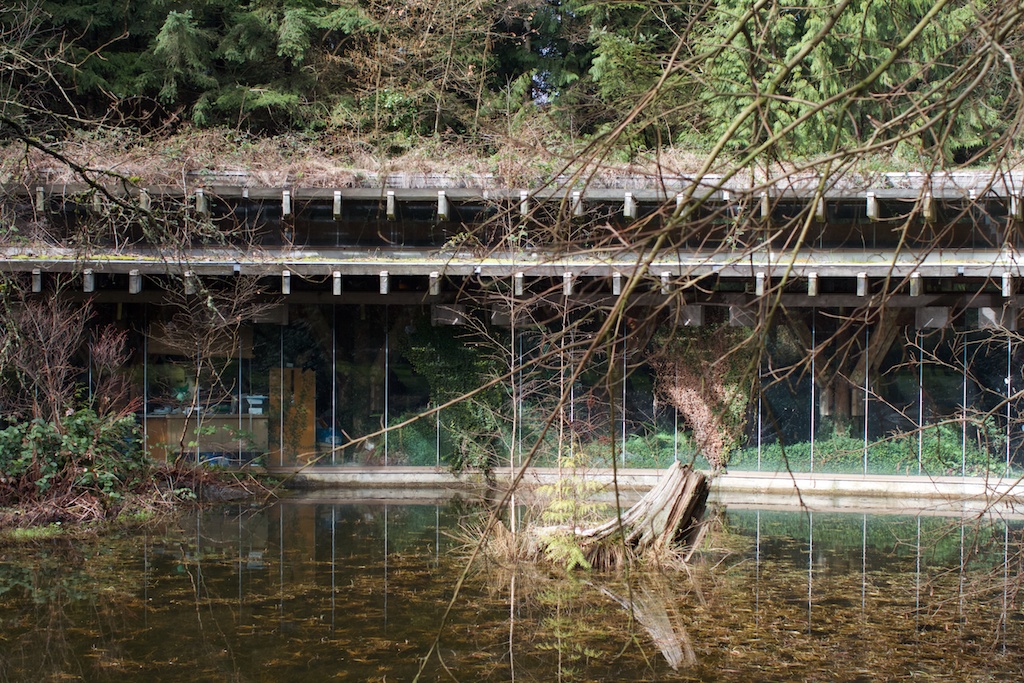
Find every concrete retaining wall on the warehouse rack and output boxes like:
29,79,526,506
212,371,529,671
269,465,1024,513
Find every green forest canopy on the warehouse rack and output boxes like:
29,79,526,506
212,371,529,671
2,0,1022,165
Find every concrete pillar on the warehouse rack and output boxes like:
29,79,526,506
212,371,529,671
979,306,1018,331
83,269,95,293
851,386,865,417
857,272,868,297
386,190,396,220
624,192,637,220
921,192,934,222
910,271,922,297
513,272,524,297
195,188,209,216
679,305,703,327
281,270,291,295
490,304,511,327
429,271,441,296
333,271,342,296
820,384,833,417
333,190,342,220
915,307,949,329
437,191,448,221
866,192,878,220
571,191,583,218
562,272,573,296
729,305,756,327
31,269,41,293
379,270,390,295
431,304,466,325
129,270,142,295
612,272,622,296
281,190,292,217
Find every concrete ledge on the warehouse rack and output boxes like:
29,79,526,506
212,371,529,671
271,466,682,491
710,471,1024,516
272,465,487,489
711,470,1024,498
270,465,1024,506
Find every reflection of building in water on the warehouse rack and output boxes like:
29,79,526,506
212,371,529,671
5,498,1022,680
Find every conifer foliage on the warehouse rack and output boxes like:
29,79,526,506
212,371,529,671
2,0,1021,161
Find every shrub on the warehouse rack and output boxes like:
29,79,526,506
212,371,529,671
730,423,1004,475
0,409,149,509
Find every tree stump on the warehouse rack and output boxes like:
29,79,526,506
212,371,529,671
533,462,710,570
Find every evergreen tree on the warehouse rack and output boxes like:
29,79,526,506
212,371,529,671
693,0,1017,161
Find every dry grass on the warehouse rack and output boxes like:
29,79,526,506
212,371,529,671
2,122,1002,195
0,461,267,532
0,123,743,189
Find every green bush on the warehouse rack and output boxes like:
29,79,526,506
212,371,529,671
552,430,713,470
731,423,1005,475
389,414,441,466
620,431,706,469
0,410,149,507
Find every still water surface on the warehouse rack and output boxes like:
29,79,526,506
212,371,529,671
1,495,1023,681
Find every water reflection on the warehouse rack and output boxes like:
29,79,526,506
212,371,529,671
0,498,1023,681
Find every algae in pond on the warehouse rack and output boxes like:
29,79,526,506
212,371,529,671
0,503,1022,681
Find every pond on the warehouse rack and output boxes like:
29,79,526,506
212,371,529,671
1,493,1023,681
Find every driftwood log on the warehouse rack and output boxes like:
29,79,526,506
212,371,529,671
534,462,710,570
